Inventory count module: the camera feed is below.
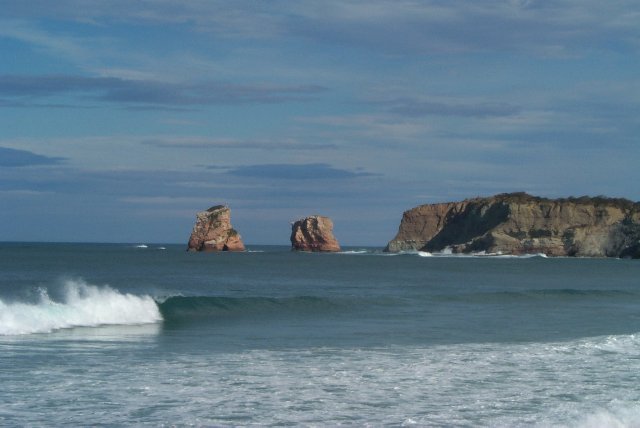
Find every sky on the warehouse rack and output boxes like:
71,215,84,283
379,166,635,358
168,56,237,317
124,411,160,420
0,0,639,246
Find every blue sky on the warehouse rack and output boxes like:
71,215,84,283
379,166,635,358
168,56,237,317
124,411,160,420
0,1,638,245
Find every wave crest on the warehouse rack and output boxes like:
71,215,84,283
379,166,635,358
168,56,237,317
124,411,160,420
158,295,338,321
0,279,162,336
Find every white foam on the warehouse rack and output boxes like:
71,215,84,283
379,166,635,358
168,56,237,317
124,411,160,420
413,250,548,259
0,279,162,335
575,403,640,428
134,244,148,248
4,330,640,425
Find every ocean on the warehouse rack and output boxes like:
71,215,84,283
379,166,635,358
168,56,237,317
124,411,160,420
1,242,640,426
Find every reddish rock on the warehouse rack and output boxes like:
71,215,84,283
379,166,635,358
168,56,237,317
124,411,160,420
187,205,245,252
291,215,340,252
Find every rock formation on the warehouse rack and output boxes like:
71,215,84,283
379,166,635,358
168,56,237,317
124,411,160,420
187,205,245,252
291,215,341,252
385,193,640,258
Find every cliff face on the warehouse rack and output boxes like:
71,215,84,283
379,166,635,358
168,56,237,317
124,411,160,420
291,215,341,252
187,205,245,252
385,193,640,258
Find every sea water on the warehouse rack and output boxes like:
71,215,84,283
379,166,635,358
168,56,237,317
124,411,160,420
1,243,640,426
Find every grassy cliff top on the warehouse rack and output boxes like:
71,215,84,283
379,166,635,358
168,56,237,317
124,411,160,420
448,192,640,211
206,205,227,212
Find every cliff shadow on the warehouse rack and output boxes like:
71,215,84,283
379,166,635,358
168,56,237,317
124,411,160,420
423,202,510,251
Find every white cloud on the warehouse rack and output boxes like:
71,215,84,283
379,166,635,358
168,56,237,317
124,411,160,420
0,20,91,61
4,1,639,56
0,189,54,197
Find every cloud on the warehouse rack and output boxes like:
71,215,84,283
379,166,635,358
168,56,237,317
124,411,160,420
142,137,337,151
0,146,66,167
0,2,286,39
383,98,522,118
300,114,432,143
222,163,378,180
4,1,638,57
0,20,91,61
284,0,640,56
0,74,327,107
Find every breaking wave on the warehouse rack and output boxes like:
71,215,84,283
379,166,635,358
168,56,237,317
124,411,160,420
418,250,548,258
0,279,162,336
574,403,640,428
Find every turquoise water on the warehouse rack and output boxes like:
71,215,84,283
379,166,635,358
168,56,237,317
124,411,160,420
1,243,640,426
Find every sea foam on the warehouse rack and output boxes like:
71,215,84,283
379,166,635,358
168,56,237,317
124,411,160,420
576,403,640,428
0,279,162,335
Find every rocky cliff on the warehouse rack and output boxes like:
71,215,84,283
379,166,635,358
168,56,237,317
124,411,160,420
385,193,640,258
187,205,245,252
291,215,341,252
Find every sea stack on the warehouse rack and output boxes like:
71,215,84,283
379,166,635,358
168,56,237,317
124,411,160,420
385,192,640,258
187,205,245,252
291,215,341,252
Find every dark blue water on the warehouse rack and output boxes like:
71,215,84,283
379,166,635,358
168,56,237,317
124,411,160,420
1,243,640,425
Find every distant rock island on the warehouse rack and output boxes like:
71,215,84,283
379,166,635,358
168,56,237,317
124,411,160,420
291,215,341,252
187,205,245,252
385,192,640,258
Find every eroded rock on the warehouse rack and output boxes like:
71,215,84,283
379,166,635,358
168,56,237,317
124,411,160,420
291,215,341,252
187,205,245,252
